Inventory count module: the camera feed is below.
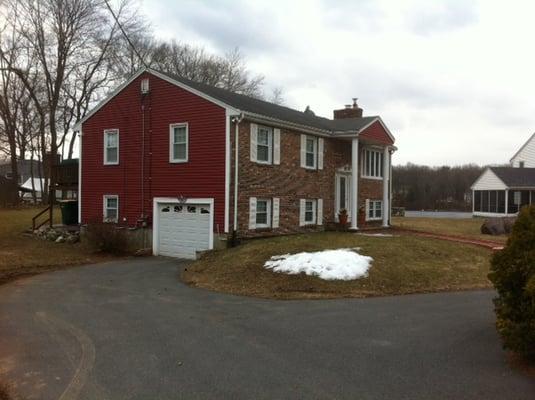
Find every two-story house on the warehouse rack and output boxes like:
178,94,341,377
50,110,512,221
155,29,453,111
471,133,535,217
75,69,396,259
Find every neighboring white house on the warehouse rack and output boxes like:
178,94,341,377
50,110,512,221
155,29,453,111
20,178,63,202
471,133,535,217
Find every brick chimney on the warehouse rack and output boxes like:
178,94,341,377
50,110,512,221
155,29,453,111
333,98,363,119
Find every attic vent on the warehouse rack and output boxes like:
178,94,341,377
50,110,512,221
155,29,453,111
141,78,150,94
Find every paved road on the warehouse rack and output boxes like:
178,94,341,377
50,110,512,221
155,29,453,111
0,258,533,400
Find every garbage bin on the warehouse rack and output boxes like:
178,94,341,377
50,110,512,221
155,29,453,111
59,200,78,225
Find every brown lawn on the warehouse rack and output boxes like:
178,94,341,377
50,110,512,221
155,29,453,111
392,216,509,244
0,207,112,285
182,231,493,299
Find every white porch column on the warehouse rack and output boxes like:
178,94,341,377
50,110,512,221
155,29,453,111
350,138,359,230
382,146,390,227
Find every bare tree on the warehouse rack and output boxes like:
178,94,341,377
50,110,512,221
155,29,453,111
269,86,285,105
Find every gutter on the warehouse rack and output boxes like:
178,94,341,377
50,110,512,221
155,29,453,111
232,113,244,232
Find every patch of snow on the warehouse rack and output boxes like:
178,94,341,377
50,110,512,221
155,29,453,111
264,249,373,281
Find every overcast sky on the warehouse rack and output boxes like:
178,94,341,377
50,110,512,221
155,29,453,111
140,0,535,166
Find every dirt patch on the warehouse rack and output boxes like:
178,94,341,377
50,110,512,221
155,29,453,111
0,382,13,400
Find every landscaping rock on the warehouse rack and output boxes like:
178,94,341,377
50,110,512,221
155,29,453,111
46,231,59,241
55,236,65,243
481,217,516,235
65,235,79,244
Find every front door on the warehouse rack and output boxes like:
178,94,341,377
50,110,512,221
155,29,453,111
335,173,351,221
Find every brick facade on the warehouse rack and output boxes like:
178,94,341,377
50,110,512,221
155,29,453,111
230,119,386,238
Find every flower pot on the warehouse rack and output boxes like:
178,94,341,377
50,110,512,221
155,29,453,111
339,214,348,225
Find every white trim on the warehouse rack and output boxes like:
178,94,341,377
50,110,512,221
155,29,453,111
303,135,318,170
77,128,82,224
473,211,516,218
224,111,232,233
152,197,214,258
74,69,396,145
245,112,333,136
250,123,258,162
318,138,324,170
366,199,383,221
510,132,535,164
103,195,119,223
272,197,280,228
148,69,239,113
255,124,273,164
73,69,146,131
358,116,396,143
335,172,351,222
103,129,119,165
303,199,317,225
169,123,189,163
273,128,281,165
255,198,272,228
350,138,359,230
470,167,508,190
317,198,323,225
249,197,257,229
361,147,384,180
382,146,390,227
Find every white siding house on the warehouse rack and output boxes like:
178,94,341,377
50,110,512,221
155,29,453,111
471,133,535,217
510,133,535,168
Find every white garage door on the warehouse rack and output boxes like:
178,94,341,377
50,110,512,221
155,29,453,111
156,202,211,259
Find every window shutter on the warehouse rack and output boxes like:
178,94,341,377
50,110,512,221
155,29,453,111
318,138,324,170
365,199,370,221
317,198,323,225
272,197,280,228
300,134,306,168
299,199,306,226
273,128,281,165
249,197,257,229
250,123,258,162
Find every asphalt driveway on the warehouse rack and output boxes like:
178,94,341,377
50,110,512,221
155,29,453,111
0,258,533,400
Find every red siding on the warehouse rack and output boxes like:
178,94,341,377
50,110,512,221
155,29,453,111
359,120,394,145
81,72,227,232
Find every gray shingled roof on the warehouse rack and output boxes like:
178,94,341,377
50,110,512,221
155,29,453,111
155,69,378,133
490,167,535,187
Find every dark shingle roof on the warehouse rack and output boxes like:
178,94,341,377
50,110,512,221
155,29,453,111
154,69,378,133
490,167,535,187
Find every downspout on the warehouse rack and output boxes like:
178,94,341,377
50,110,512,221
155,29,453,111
141,101,146,222
233,113,244,232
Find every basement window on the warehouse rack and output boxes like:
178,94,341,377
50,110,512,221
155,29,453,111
367,200,382,221
256,199,272,228
103,195,119,223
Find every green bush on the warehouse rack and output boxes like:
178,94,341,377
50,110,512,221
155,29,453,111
85,223,129,255
488,205,535,360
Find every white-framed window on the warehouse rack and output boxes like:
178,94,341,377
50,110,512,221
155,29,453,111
104,129,119,165
305,199,317,224
249,197,280,230
362,148,384,179
305,136,317,169
257,125,273,164
255,198,272,228
103,195,119,223
367,200,382,221
169,123,189,163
